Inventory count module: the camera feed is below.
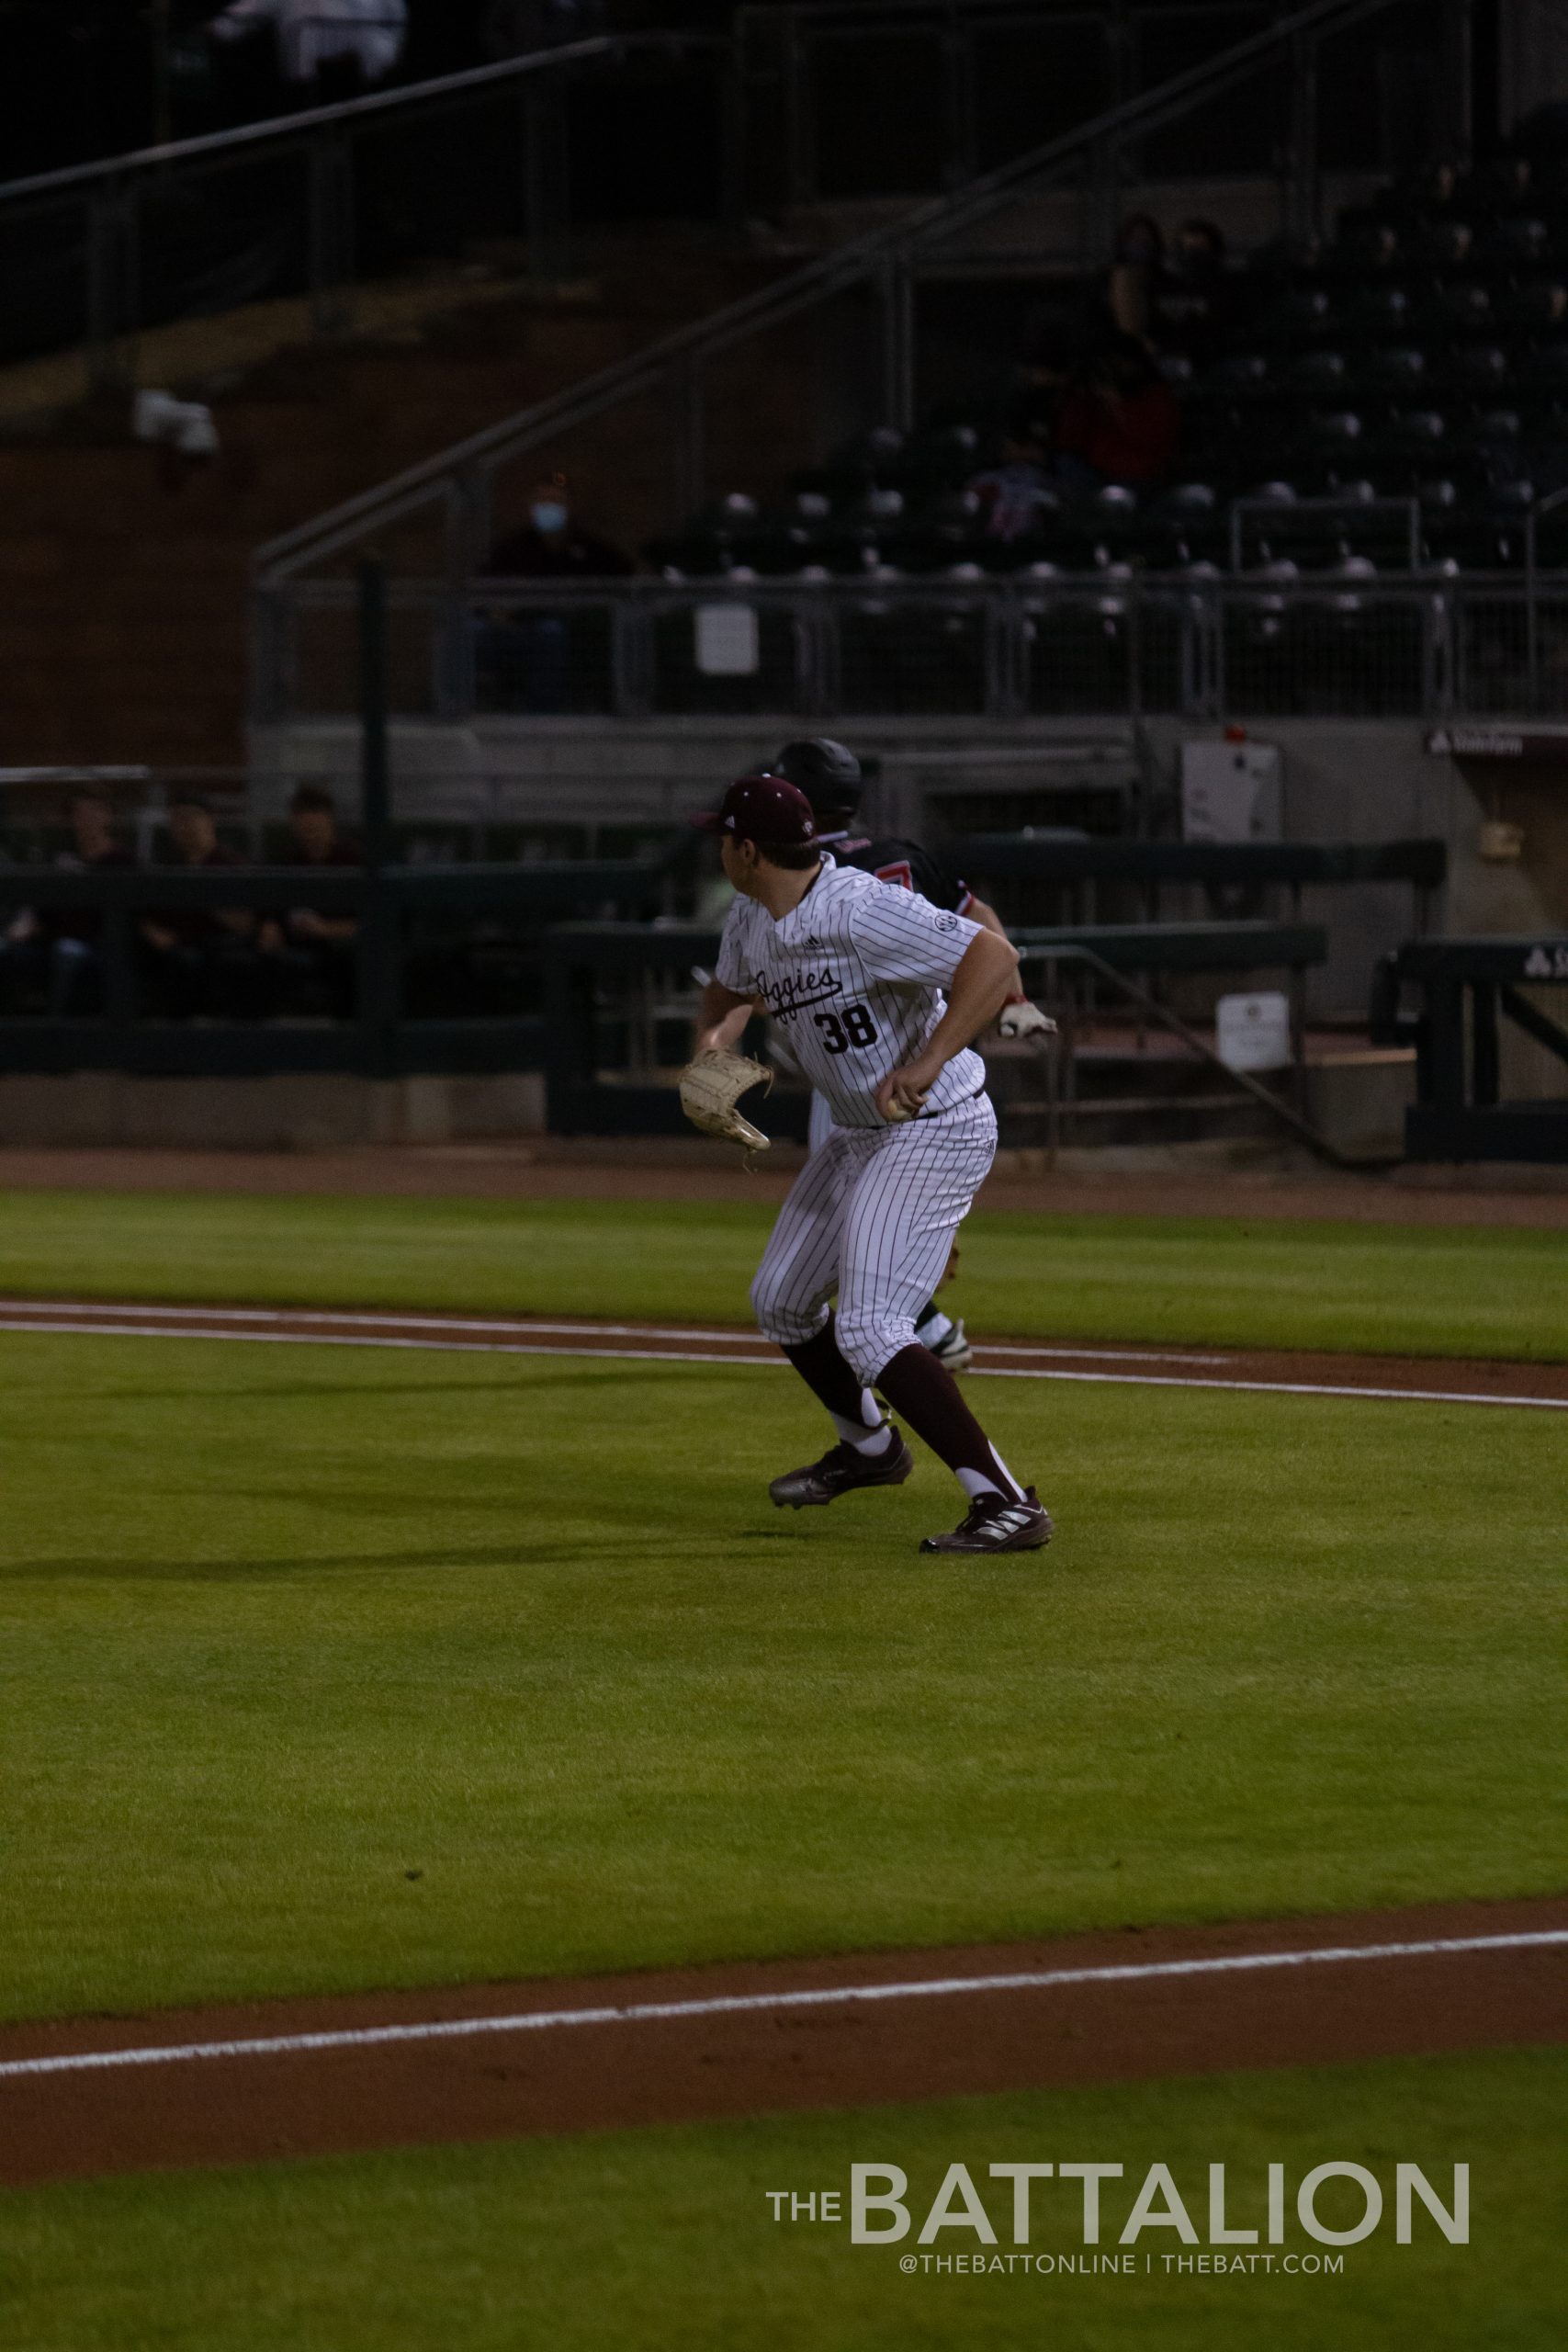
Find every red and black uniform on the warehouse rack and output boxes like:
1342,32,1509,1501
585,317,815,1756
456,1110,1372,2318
829,834,976,920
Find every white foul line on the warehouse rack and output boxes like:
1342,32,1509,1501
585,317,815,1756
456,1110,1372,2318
1,1929,1562,2085
0,1300,773,1348
0,1314,1563,1411
0,1300,1226,1366
975,1363,1568,1410
0,1318,773,1374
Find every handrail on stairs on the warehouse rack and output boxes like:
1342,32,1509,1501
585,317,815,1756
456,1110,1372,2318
0,30,730,389
0,33,723,209
1017,940,1391,1170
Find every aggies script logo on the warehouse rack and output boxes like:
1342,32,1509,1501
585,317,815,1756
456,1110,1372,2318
766,967,842,1023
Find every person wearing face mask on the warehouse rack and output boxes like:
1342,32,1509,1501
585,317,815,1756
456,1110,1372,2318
484,477,632,582
479,476,632,711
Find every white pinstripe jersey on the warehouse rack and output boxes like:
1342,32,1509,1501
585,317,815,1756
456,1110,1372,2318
716,856,987,1129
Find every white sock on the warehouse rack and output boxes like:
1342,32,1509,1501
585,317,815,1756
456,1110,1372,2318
916,1309,953,1348
832,1411,895,1457
956,1453,1024,1504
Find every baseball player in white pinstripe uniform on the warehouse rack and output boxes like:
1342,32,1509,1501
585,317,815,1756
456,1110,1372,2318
691,774,1052,1555
770,736,1056,1375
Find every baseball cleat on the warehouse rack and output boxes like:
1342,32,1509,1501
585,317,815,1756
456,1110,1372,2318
919,1487,1054,1555
770,1430,914,1509
926,1317,974,1374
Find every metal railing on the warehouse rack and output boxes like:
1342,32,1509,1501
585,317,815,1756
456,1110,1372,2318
256,568,1568,728
1011,934,1385,1166
254,0,1436,603
0,28,732,387
0,855,674,1078
1228,495,1423,574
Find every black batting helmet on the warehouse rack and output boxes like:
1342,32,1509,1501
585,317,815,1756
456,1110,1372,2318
773,738,863,821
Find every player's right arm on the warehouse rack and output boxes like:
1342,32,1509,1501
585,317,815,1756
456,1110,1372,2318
896,846,1043,1026
694,978,758,1056
876,929,1021,1121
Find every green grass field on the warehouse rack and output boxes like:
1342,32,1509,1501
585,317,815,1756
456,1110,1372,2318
0,1185,1562,2347
0,1325,1561,2021
0,1187,1565,1357
4,2051,1562,2352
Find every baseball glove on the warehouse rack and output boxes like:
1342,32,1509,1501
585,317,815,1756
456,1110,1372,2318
680,1047,774,1150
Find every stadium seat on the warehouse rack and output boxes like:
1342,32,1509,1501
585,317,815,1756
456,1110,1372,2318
1328,223,1404,280
1339,285,1412,341
1200,352,1272,395
892,423,987,492
1495,279,1568,333
1408,283,1493,339
1476,217,1551,271
1290,411,1368,475
1519,342,1568,390
1431,344,1510,397
1353,345,1428,399
1255,288,1336,343
643,139,1568,604
1279,348,1348,395
822,426,906,493
1407,220,1478,272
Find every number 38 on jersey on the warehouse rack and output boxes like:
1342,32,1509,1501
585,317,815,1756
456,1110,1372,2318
814,1004,880,1054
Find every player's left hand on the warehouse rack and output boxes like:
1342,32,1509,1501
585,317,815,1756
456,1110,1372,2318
997,999,1058,1042
876,1057,938,1124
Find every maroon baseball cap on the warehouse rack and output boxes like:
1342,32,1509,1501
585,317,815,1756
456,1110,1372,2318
689,774,820,849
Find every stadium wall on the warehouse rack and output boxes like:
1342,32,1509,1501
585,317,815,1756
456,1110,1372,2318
252,712,1568,1016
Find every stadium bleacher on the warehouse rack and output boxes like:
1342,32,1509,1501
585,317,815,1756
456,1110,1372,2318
646,153,1568,588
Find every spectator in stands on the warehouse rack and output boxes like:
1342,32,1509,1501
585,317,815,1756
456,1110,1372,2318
1374,159,1472,232
1335,219,1402,277
1474,152,1543,225
478,473,631,711
484,474,632,580
258,784,359,1017
0,789,134,1018
209,0,408,103
1153,218,1235,366
1102,213,1167,345
1054,332,1180,493
139,795,259,1019
965,404,1057,545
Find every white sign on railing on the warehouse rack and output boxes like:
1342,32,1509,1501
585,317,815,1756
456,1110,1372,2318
694,604,760,676
1216,990,1292,1072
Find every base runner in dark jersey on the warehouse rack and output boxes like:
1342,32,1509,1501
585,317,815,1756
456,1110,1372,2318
770,738,1056,1376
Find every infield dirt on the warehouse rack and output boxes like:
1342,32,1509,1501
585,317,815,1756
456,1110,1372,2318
4,1141,1568,1228
2,1898,1563,2188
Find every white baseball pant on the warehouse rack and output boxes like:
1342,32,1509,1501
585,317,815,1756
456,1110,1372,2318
750,1093,996,1386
